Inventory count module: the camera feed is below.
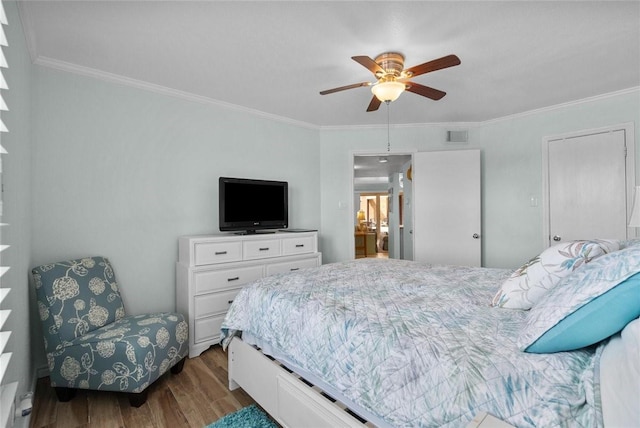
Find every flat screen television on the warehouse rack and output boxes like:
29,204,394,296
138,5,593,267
219,177,288,234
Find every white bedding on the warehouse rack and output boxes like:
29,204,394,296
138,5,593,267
600,317,640,427
221,258,604,427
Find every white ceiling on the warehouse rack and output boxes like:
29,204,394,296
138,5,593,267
18,1,640,128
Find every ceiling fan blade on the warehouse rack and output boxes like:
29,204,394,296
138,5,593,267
319,82,371,95
366,96,382,112
352,56,385,75
404,54,461,78
405,82,446,100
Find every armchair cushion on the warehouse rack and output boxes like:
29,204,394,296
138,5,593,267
47,312,188,392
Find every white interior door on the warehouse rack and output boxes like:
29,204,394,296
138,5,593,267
547,129,628,245
413,150,481,266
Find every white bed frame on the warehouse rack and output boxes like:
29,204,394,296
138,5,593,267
228,337,372,428
228,337,515,428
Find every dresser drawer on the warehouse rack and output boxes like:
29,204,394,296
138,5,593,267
194,288,242,319
194,314,226,343
243,239,281,260
194,241,242,265
266,257,319,275
194,265,263,294
282,235,315,255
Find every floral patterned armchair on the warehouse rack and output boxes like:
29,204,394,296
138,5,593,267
32,256,189,407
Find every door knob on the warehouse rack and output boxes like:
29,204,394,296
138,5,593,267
473,233,480,239
553,235,562,242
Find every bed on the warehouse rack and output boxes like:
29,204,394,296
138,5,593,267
220,240,640,427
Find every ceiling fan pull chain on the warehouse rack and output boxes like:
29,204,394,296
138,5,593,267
386,100,391,152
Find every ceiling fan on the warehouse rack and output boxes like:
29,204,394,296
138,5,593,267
319,52,461,112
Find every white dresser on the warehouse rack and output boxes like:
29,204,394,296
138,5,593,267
176,231,321,358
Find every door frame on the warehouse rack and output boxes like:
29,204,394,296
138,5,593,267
541,122,636,248
349,149,416,260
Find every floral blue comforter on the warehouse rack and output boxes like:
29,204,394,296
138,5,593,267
221,258,601,427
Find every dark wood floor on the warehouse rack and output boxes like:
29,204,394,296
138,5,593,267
30,345,256,428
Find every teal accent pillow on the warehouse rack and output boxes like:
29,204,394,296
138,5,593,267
525,273,640,353
518,245,640,353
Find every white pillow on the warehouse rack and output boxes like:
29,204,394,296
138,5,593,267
491,239,619,309
600,317,640,427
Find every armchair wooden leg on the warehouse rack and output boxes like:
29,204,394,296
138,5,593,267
128,389,148,407
170,357,186,374
54,387,77,402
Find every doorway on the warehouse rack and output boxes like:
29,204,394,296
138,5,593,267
352,153,412,260
356,193,390,258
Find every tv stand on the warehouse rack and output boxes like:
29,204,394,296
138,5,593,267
176,231,321,357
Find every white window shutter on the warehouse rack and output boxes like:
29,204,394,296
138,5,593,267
0,2,17,427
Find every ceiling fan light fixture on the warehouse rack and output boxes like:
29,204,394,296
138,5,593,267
371,81,405,102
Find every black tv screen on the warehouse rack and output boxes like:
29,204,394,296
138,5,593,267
219,177,288,234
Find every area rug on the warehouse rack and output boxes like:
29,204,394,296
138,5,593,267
205,404,278,428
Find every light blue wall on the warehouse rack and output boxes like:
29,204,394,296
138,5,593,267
320,91,640,267
2,1,34,425
30,66,320,369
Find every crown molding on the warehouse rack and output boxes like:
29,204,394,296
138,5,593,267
320,121,482,132
32,56,319,131
481,86,640,126
30,56,638,133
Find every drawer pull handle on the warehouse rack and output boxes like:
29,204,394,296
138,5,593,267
290,268,300,271
215,251,228,255
227,277,240,282
295,244,304,248
228,300,234,304
259,247,269,251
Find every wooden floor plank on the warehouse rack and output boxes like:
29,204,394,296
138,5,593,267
146,386,190,428
209,395,244,420
51,389,89,428
198,346,230,387
30,377,59,428
116,394,155,428
30,346,256,428
168,360,219,427
86,391,124,428
230,387,255,408
183,358,230,403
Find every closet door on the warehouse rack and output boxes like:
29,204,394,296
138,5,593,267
413,150,481,266
546,129,628,245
